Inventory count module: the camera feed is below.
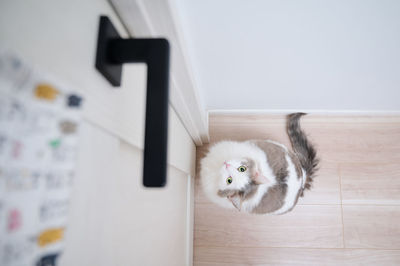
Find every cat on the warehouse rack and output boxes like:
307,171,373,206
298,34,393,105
200,113,319,215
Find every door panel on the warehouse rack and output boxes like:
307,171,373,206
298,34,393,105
0,0,196,265
60,122,120,266
60,122,189,265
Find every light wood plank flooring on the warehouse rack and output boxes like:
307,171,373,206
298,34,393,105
194,114,400,266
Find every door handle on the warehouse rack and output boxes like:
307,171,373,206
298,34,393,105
95,16,169,187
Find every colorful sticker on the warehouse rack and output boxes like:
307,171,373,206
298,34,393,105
7,209,22,232
59,120,77,134
11,141,23,159
67,94,82,107
34,83,59,100
49,139,61,148
37,228,64,247
36,253,60,266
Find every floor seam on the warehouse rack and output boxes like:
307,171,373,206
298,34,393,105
338,164,346,249
194,245,400,251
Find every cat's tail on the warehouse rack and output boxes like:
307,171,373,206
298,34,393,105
287,113,319,191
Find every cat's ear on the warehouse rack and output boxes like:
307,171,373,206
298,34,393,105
228,194,242,211
252,171,269,184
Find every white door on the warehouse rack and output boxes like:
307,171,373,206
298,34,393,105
0,0,196,265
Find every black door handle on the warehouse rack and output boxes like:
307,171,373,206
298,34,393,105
95,16,169,187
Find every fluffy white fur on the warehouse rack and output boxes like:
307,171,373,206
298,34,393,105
200,141,276,209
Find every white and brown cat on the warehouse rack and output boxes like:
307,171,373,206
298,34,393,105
200,113,319,215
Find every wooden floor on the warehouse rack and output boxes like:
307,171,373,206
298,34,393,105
194,114,400,266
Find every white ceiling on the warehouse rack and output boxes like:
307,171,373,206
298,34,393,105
173,0,400,111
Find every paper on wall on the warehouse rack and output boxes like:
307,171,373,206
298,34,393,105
0,51,83,266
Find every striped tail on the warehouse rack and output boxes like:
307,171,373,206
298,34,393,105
287,113,319,191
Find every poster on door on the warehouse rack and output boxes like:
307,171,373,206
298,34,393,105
0,51,83,266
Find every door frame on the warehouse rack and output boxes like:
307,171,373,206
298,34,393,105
109,0,209,146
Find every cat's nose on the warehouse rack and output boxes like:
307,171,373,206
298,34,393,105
224,162,231,169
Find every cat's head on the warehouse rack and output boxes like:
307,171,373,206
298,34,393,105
200,141,269,211
216,157,269,210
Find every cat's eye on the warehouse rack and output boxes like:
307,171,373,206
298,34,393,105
238,166,247,172
226,176,233,184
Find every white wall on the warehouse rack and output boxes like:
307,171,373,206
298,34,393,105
174,0,400,112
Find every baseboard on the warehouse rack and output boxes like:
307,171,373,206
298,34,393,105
186,174,195,266
209,109,400,116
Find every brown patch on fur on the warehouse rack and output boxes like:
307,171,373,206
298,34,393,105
235,182,259,211
241,158,255,174
252,141,288,182
240,182,258,200
228,195,242,210
288,152,303,179
217,189,237,198
247,141,292,213
219,181,258,211
251,184,287,214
